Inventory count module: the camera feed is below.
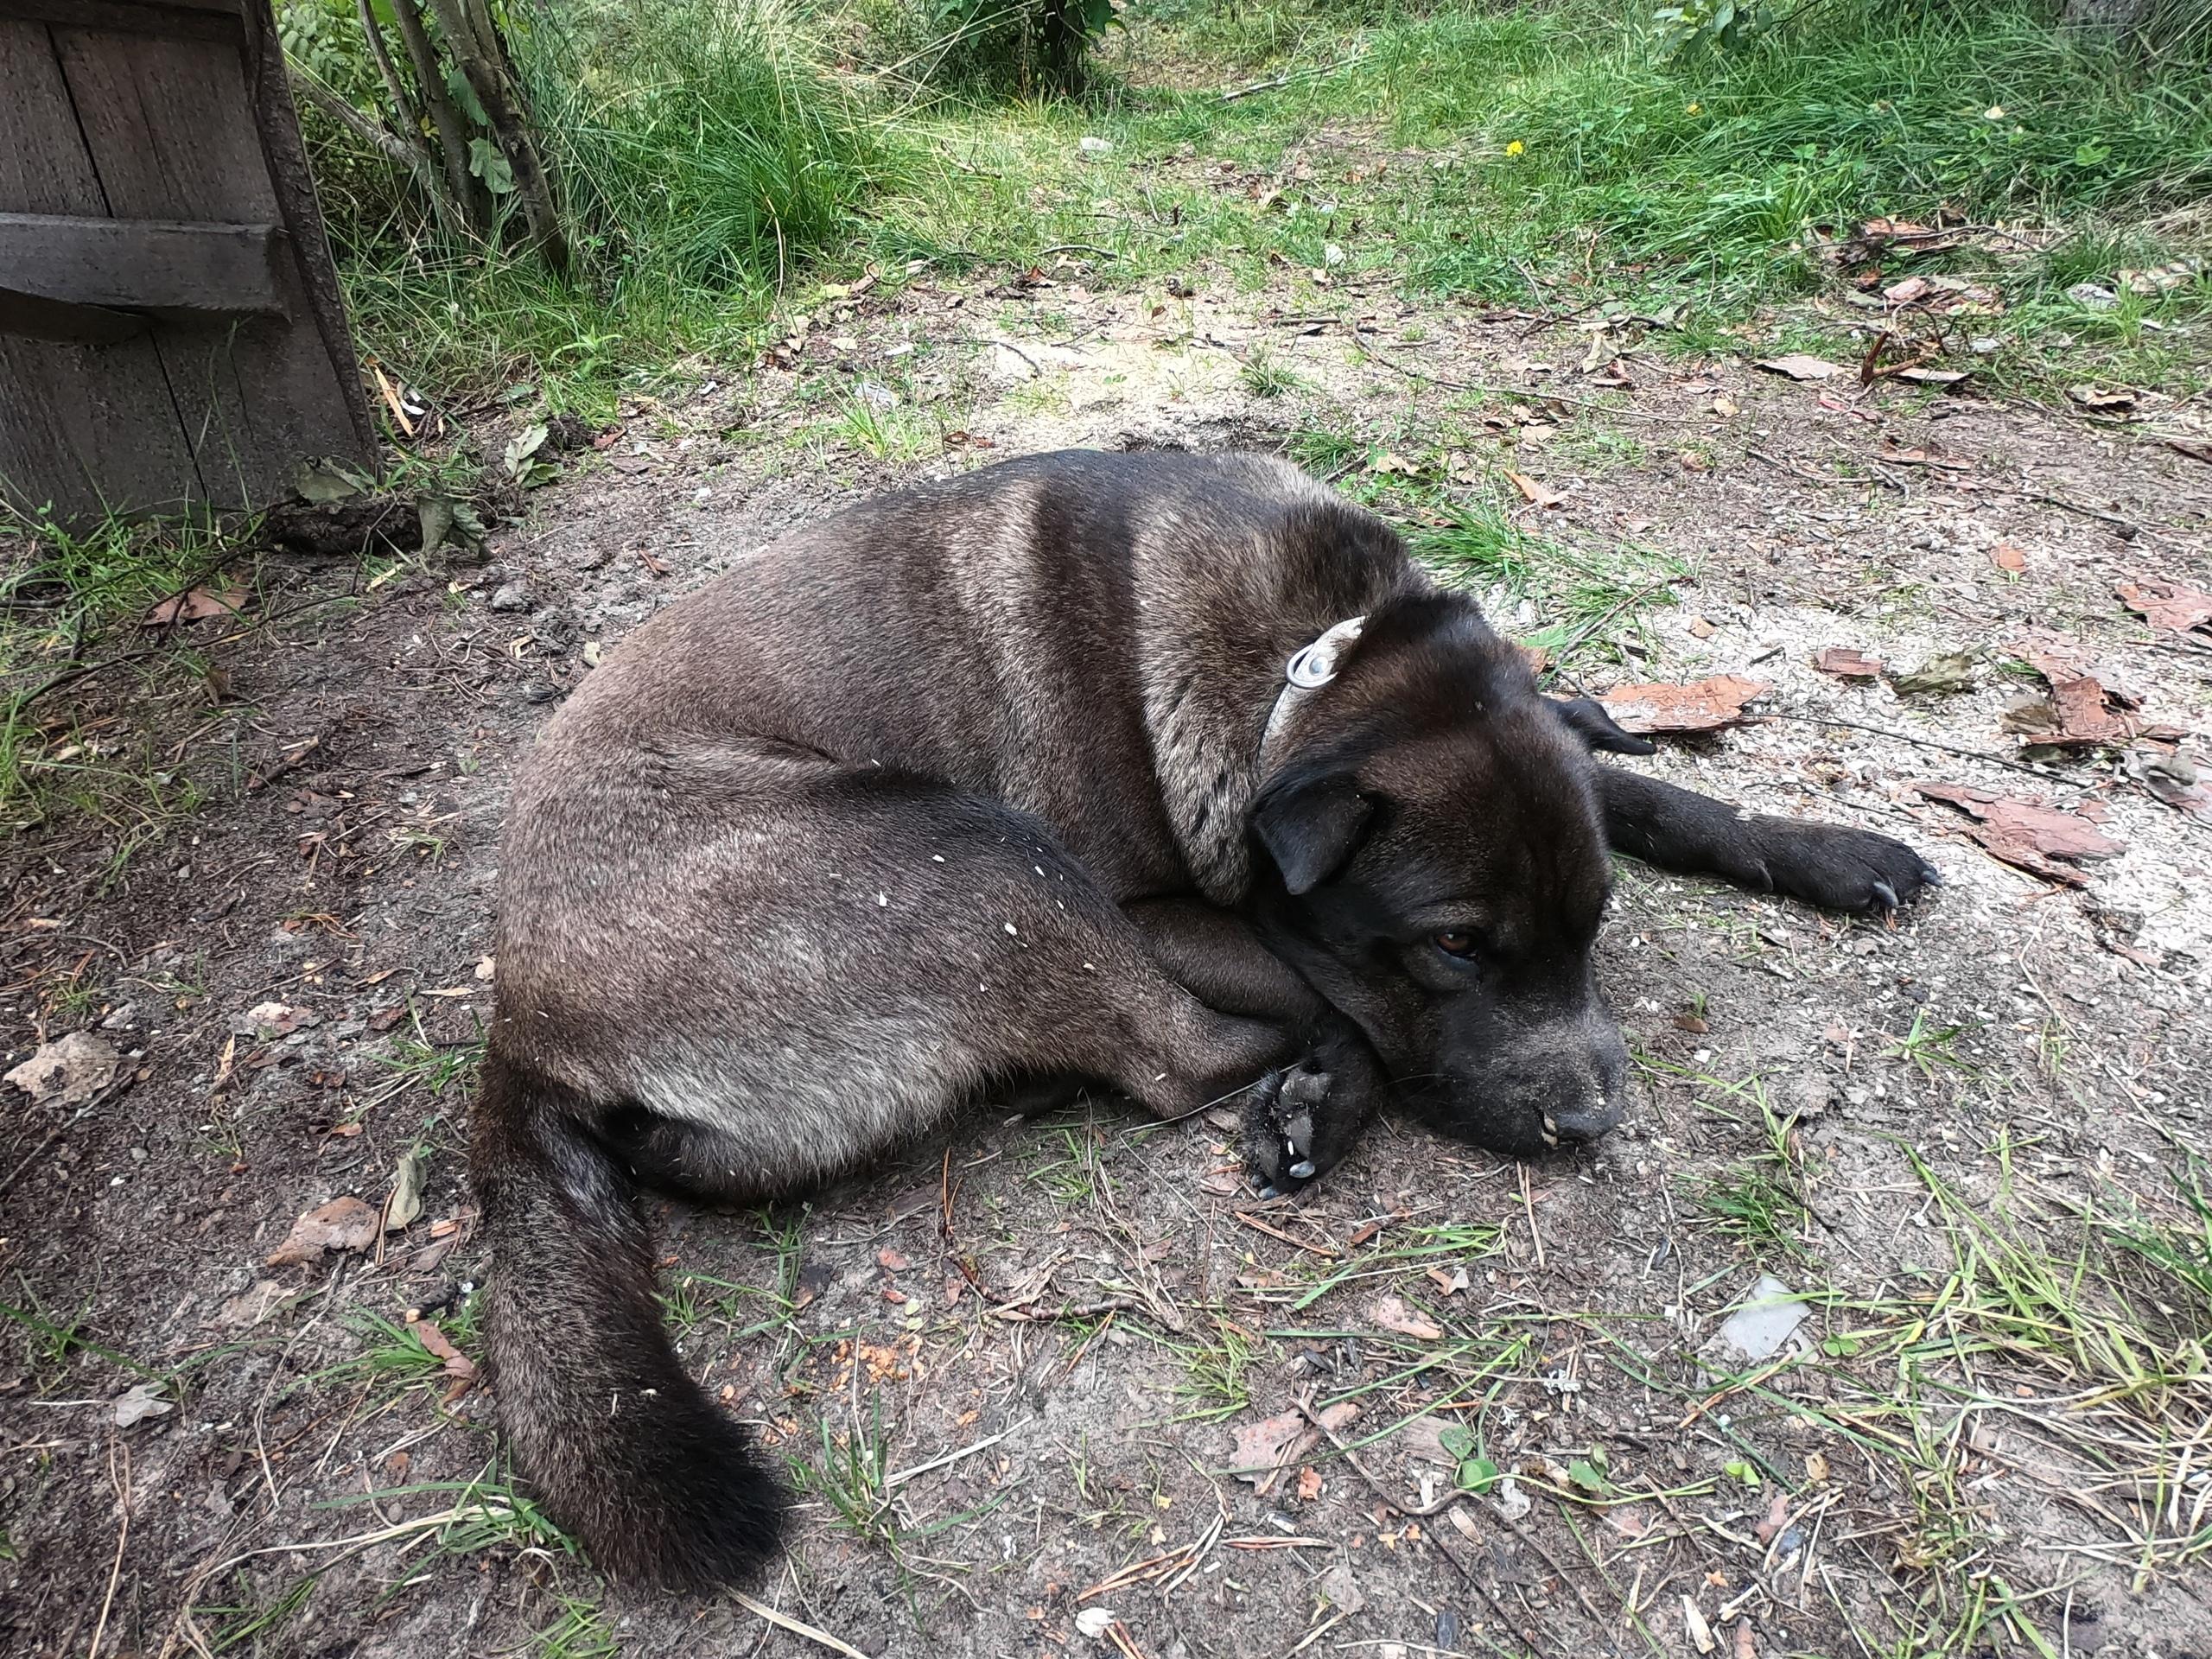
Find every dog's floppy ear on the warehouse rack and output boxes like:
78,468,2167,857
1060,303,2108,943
1548,696,1657,756
1252,772,1376,895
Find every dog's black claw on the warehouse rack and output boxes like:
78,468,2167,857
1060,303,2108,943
1284,1109,1314,1160
1255,1183,1280,1201
1872,880,1899,911
1288,1159,1316,1180
1919,864,1943,887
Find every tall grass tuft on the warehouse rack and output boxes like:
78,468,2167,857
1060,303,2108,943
315,0,893,404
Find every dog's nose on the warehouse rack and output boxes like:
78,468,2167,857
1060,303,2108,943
1545,1097,1621,1145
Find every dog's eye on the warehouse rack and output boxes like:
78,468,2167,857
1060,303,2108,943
1433,931,1480,959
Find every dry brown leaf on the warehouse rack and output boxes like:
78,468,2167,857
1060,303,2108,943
266,1195,380,1267
2046,677,2136,747
1753,1493,1791,1545
143,587,245,627
408,1318,478,1382
1914,783,2125,886
1754,354,1844,381
1228,1402,1358,1491
1814,648,1881,679
1370,1294,1444,1341
1295,1466,1323,1501
2117,579,2212,634
4,1031,122,1108
1989,542,2026,573
2069,384,2139,411
1597,675,1769,735
1508,471,1564,508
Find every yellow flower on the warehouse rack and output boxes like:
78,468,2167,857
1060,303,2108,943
1686,101,1702,115
1505,140,1525,156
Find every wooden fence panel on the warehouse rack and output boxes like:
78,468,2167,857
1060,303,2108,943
0,0,377,523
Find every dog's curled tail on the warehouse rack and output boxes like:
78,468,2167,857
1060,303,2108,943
472,1049,785,1589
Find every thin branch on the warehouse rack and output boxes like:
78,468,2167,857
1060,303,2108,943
289,69,434,192
388,0,490,236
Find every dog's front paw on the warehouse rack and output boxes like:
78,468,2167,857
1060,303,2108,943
1760,821,1942,915
1243,1064,1337,1198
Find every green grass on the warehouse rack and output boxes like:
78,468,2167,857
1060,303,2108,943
0,505,251,837
1287,436,1688,666
307,0,899,409
284,0,2212,410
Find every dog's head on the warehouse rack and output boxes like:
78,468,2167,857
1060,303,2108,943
1249,594,1649,1157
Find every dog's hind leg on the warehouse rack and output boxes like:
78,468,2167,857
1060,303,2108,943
479,767,1311,1586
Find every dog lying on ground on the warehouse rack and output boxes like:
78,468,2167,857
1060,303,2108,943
472,448,1937,1589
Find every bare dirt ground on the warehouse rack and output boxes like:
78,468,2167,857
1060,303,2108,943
5,270,2212,1659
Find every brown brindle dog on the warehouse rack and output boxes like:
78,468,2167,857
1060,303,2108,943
473,449,1937,1588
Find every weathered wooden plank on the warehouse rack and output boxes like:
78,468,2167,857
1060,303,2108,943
243,0,377,468
0,292,149,343
0,213,285,317
0,0,238,41
0,17,204,520
54,16,371,508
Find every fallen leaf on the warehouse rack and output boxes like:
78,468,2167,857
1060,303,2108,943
1889,652,1980,699
1370,1294,1444,1341
1989,542,2026,573
1806,1451,1830,1482
1073,1607,1118,1640
296,458,364,504
2043,677,2135,748
2117,579,2212,634
877,1248,912,1271
1875,445,1971,470
1596,676,1769,735
385,1152,424,1231
1368,450,1421,478
2125,746,2212,823
113,1382,173,1427
1894,367,1971,387
1914,783,2125,886
1228,1402,1358,1491
219,1280,288,1327
232,1001,318,1039
143,587,245,627
2069,384,2139,411
1296,1466,1324,1501
1508,471,1564,508
1814,648,1881,679
266,1195,381,1267
408,1319,478,1382
1683,1595,1718,1655
1754,354,1845,381
5,1031,123,1108
1753,1492,1791,1545
1735,1618,1758,1659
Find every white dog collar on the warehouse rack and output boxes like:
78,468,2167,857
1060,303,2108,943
1259,614,1366,766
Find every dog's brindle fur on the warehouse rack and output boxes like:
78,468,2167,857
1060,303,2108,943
474,449,1936,1589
